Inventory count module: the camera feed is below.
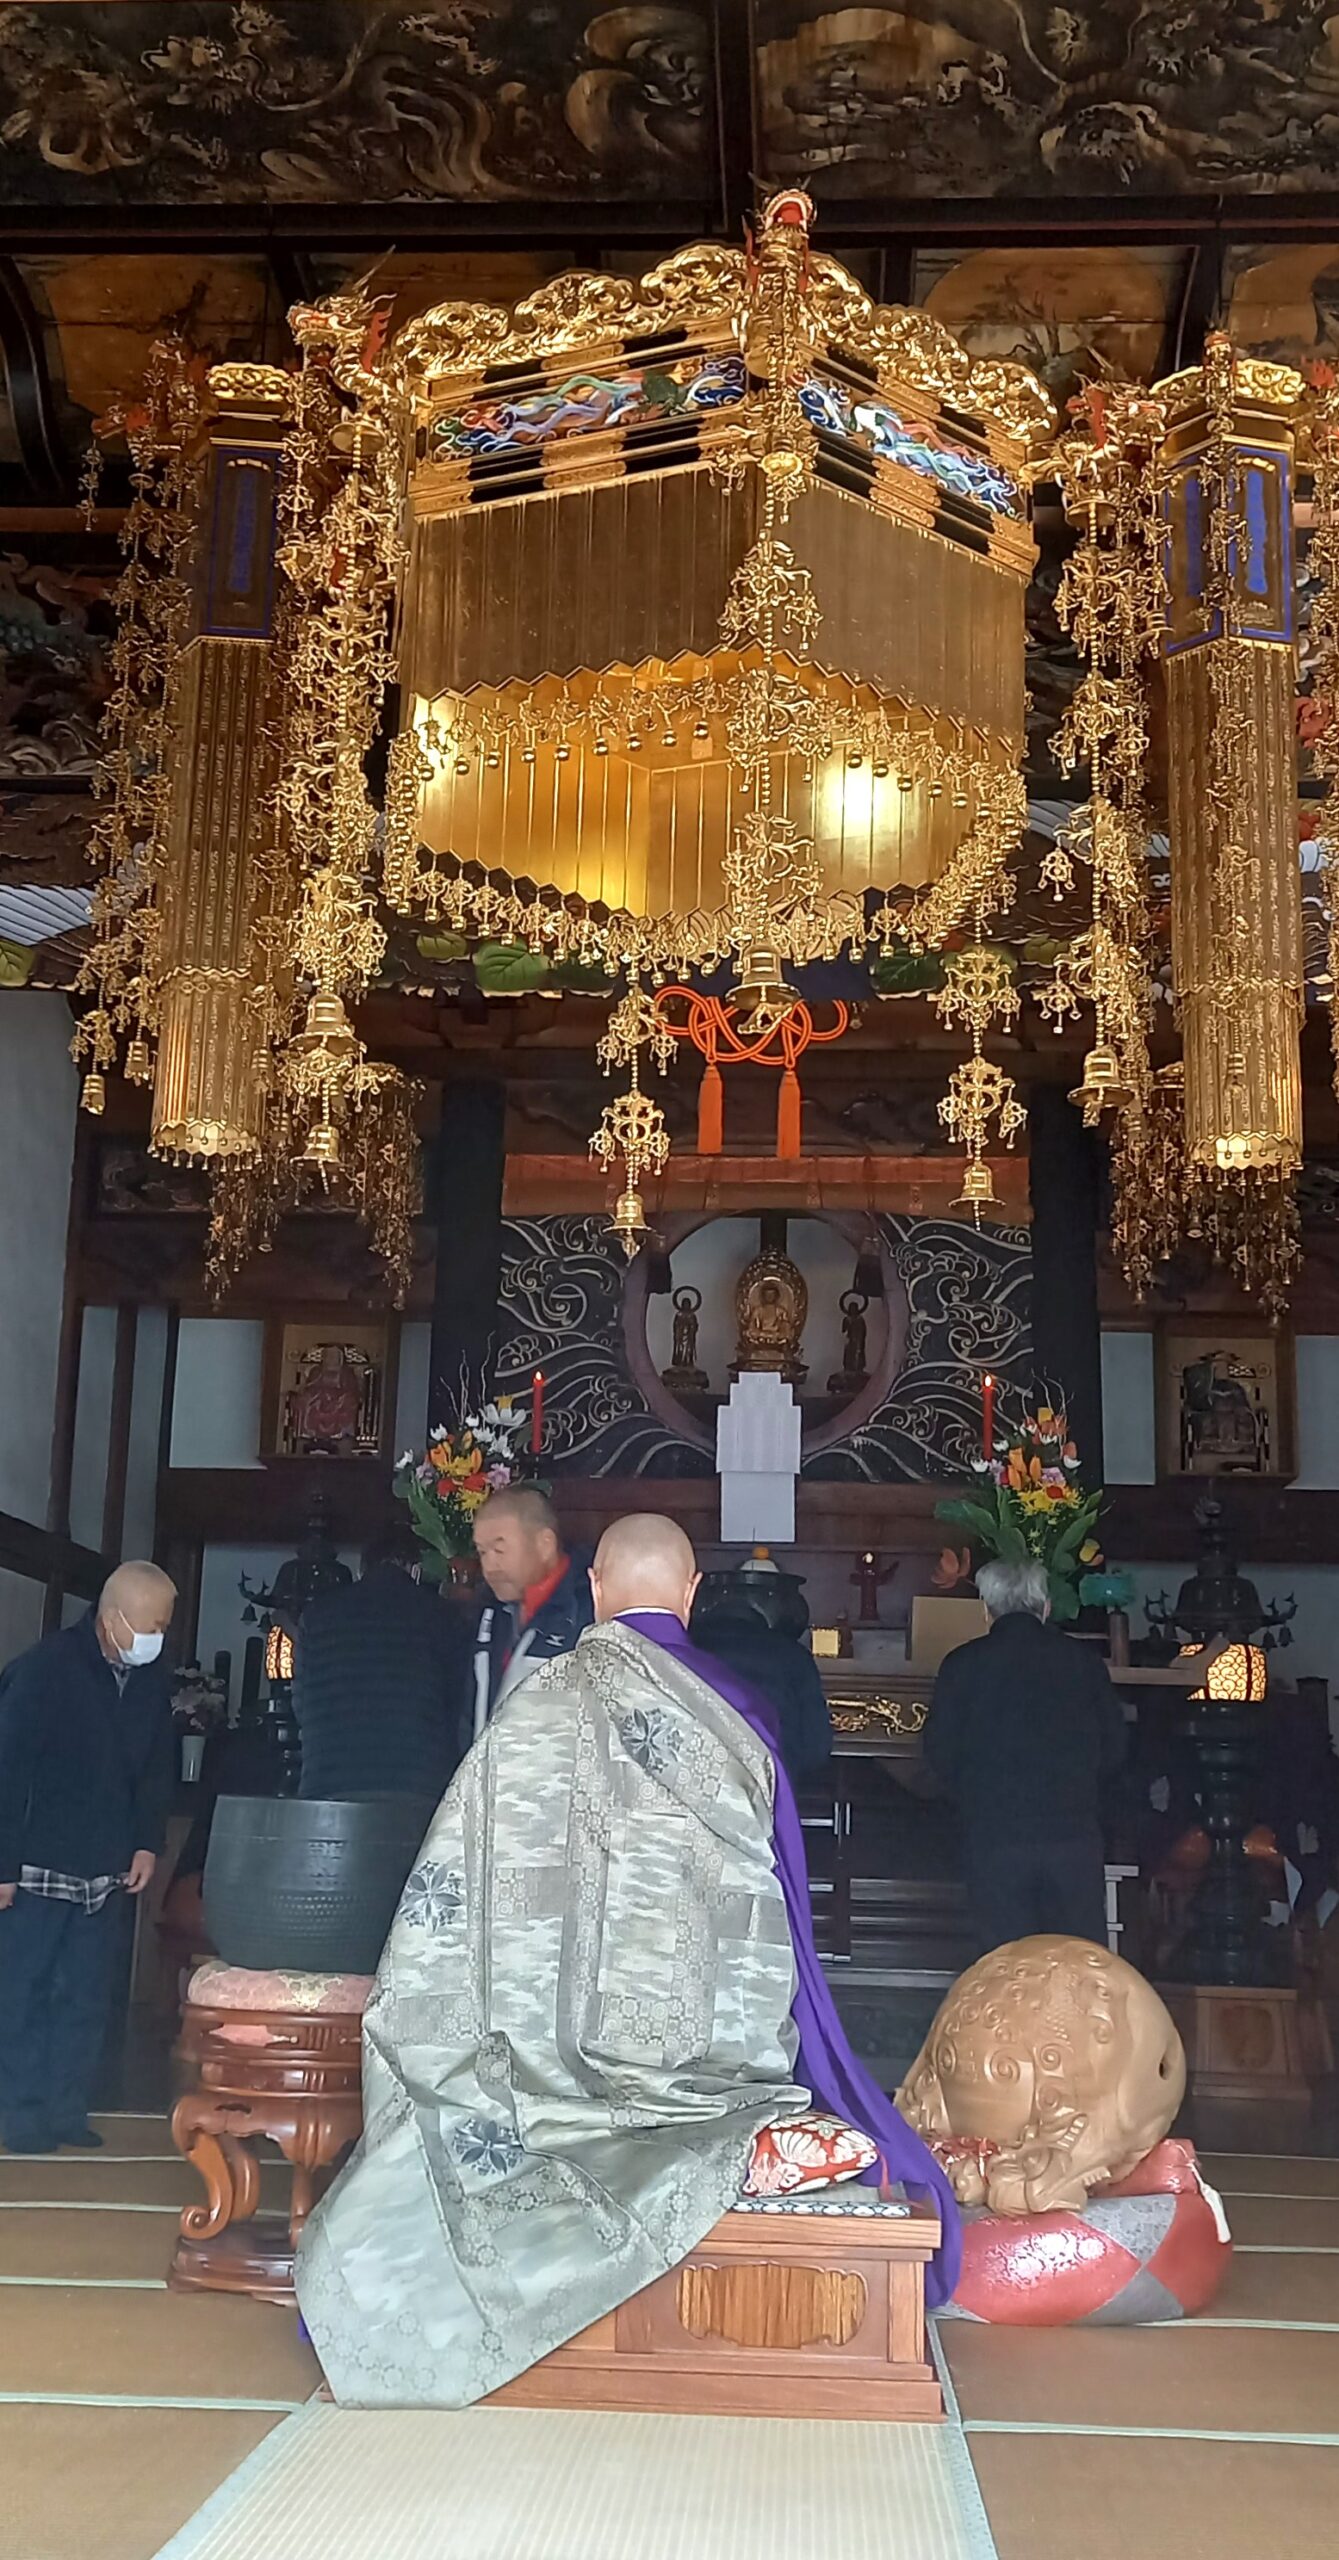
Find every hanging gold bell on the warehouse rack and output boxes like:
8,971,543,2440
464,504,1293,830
611,1183,649,1257
732,949,797,1022
124,1037,153,1086
300,1116,342,1174
81,1071,106,1116
291,991,359,1060
953,1159,996,1210
1069,1043,1134,1121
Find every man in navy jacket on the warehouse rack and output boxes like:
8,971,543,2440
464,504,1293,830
0,1560,176,2153
470,1488,592,1744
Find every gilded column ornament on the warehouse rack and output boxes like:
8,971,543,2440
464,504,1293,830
150,364,292,1161
1158,340,1304,1310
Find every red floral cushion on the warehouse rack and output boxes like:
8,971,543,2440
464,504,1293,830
744,2111,878,2197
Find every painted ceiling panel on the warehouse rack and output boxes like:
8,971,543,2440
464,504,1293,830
756,4,1339,200
0,4,717,206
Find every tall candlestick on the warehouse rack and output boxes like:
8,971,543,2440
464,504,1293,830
531,1370,544,1456
981,1372,996,1461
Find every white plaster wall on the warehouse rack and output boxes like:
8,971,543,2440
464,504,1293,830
0,993,76,1526
170,1318,265,1469
123,1306,167,1560
1100,1329,1157,1484
0,1566,44,1670
395,1321,431,1452
68,1302,116,1550
1294,1337,1339,1490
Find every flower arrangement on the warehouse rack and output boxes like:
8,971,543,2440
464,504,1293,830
394,1402,527,1573
935,1404,1104,1623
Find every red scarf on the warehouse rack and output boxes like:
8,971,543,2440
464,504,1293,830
519,1555,569,1630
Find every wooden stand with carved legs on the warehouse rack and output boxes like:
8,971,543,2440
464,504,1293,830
168,2000,364,2303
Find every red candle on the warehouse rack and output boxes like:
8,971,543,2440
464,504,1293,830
531,1371,544,1456
981,1372,996,1460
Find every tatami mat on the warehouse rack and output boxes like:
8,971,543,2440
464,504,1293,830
1209,2248,1339,2325
0,2155,290,2209
1215,2195,1339,2248
0,2404,285,2560
968,2431,1339,2560
0,2206,176,2282
153,2404,995,2560
1200,2153,1339,2199
942,2320,1339,2438
85,2114,177,2160
0,2282,318,2403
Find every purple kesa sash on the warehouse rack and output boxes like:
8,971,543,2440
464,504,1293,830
617,1612,961,2306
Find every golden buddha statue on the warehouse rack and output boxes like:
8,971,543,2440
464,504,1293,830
732,1247,808,1386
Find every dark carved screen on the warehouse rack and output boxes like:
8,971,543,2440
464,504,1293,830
495,1212,1031,1481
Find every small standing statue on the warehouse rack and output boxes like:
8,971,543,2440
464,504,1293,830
828,1289,870,1396
661,1284,709,1395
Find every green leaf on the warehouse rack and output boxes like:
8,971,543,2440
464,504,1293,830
936,1498,999,1541
474,941,550,995
0,937,33,988
549,957,614,993
1048,1577,1081,1622
415,930,468,962
870,947,946,997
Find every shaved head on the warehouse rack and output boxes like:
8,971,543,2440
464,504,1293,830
96,1560,176,1670
99,1561,176,1628
590,1515,700,1626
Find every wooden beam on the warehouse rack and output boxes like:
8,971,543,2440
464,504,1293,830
0,1509,105,1596
502,1152,1032,1218
0,255,73,501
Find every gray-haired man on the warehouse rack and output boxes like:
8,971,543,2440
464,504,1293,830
923,1558,1127,1955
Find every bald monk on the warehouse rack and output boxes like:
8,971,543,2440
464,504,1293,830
0,1561,177,2153
297,1515,959,2405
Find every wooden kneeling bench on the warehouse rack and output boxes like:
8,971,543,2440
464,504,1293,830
488,2196,943,2422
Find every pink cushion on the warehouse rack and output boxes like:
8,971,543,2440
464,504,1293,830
185,1959,373,2017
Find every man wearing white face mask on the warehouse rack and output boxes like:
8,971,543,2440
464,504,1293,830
0,1560,176,2154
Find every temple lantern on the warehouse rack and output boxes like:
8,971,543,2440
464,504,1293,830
383,198,1047,1027
1159,341,1305,1208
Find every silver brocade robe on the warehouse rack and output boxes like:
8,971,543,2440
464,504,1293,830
295,1618,809,2406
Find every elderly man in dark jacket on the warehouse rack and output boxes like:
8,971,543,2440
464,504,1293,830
0,1561,176,2154
924,1557,1126,1955
292,1528,472,1802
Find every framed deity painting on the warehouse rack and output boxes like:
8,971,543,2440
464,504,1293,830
261,1316,399,1462
1154,1320,1295,1483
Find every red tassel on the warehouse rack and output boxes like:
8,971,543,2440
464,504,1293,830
697,1060,723,1154
777,1066,801,1159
